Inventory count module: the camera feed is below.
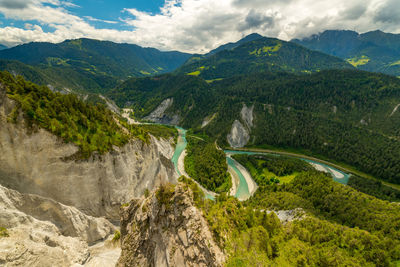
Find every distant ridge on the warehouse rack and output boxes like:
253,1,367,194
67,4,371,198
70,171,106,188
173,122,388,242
293,29,400,76
178,35,352,80
0,38,192,92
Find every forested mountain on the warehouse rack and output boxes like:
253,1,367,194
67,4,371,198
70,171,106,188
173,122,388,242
0,44,7,50
0,38,191,93
177,36,353,80
293,30,400,76
206,33,263,55
109,69,400,184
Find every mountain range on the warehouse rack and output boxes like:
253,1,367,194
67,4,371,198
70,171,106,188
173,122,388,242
177,35,352,80
293,30,400,76
0,38,191,93
1,28,400,266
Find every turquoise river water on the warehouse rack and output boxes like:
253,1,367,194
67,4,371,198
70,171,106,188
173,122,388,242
171,128,350,201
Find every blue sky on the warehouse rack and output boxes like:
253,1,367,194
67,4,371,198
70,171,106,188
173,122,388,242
72,0,165,28
0,0,398,53
0,0,166,31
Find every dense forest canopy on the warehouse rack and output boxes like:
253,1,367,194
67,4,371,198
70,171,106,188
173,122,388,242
108,69,400,185
176,36,353,80
184,137,231,193
293,30,400,77
179,167,400,266
0,71,176,158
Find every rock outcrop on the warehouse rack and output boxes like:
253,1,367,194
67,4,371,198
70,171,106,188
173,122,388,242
144,98,180,125
227,120,250,148
240,103,254,128
0,184,116,266
0,83,178,266
0,86,177,220
227,104,254,148
117,183,226,267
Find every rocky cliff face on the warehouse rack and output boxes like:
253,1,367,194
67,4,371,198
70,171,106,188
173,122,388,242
144,98,180,125
227,104,254,148
117,183,226,267
0,83,179,266
0,184,115,266
0,86,177,220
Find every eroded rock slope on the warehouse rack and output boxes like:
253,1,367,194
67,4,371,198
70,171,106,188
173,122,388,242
118,183,226,267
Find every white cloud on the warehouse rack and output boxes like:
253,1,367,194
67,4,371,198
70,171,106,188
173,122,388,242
0,0,398,52
84,16,118,24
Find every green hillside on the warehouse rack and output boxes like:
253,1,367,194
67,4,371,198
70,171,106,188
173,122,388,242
0,38,191,93
177,36,353,80
1,71,176,158
185,166,400,266
293,30,400,76
109,69,400,185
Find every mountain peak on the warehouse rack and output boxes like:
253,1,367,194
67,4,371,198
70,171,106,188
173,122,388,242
239,33,263,42
206,33,263,55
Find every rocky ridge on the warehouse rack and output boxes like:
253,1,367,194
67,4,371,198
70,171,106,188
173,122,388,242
117,183,226,267
0,82,179,266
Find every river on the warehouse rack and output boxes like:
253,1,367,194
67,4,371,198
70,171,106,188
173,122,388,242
171,127,351,201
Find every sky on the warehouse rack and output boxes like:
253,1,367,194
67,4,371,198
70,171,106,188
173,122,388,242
0,0,399,53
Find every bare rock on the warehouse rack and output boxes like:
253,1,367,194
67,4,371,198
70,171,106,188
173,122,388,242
144,98,180,125
227,120,250,148
117,184,226,267
0,86,177,220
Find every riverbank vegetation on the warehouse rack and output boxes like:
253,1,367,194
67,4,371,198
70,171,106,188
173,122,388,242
232,154,313,185
347,175,400,202
181,169,400,266
109,69,400,186
184,137,231,193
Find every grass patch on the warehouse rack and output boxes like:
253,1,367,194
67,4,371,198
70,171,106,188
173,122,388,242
112,230,120,242
187,70,201,76
140,70,151,75
250,42,282,56
0,227,9,238
346,55,370,67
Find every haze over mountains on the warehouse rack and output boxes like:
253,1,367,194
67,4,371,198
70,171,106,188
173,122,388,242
294,30,400,77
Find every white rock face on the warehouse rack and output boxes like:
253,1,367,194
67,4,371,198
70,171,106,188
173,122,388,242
0,185,115,243
0,184,118,266
240,104,254,128
0,87,177,220
227,104,254,148
201,113,217,128
144,98,180,124
227,120,250,148
0,83,181,266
